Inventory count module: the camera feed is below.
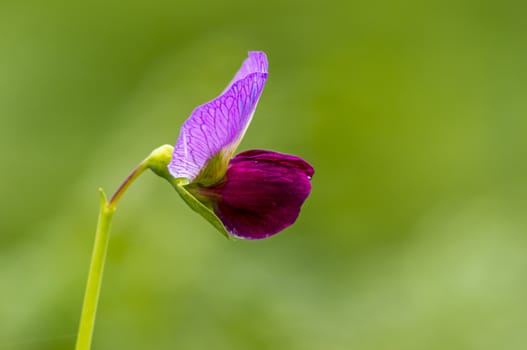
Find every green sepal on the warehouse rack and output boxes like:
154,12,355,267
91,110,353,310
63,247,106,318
145,144,233,240
171,178,233,240
146,144,175,180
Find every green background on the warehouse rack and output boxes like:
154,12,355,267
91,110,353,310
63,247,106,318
1,0,526,349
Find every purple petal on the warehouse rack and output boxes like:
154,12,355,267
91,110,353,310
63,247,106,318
223,51,268,93
197,150,314,239
169,52,268,181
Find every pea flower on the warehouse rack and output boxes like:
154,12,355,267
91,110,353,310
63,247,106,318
167,51,314,239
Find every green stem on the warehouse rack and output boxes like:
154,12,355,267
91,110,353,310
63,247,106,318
75,189,114,350
75,160,149,350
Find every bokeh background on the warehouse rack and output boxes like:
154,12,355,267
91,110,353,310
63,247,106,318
1,0,526,349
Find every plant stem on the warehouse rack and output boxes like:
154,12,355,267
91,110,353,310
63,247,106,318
75,161,149,350
75,190,113,350
109,161,149,208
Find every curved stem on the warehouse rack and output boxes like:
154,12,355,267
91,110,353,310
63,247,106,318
109,161,149,208
75,160,149,350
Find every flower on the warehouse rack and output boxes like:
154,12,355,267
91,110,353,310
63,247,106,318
167,51,314,239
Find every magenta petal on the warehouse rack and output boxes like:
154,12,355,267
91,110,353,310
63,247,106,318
203,150,314,239
169,52,268,181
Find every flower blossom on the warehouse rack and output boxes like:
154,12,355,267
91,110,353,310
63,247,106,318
168,51,313,239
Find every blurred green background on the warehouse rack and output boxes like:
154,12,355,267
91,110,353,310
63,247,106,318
1,0,526,349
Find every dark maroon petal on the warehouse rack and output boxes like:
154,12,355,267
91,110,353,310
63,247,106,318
200,149,314,239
